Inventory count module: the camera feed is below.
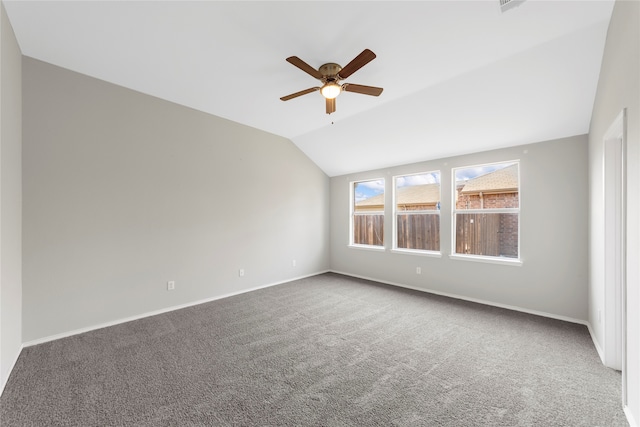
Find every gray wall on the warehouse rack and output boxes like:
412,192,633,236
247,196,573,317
331,135,588,321
22,58,330,342
588,0,639,421
0,2,22,393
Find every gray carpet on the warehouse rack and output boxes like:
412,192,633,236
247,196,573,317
0,273,628,426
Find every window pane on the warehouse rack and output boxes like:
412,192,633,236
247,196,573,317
353,179,384,246
397,213,440,250
395,172,440,251
455,213,518,258
395,172,440,211
455,163,519,210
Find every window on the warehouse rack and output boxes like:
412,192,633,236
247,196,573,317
453,162,519,260
352,179,385,247
394,172,441,252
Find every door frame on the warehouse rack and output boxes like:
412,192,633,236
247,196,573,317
602,108,627,404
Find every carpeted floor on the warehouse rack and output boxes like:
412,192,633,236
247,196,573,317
0,273,628,426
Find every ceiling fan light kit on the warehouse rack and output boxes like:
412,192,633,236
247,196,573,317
280,49,383,115
320,82,341,99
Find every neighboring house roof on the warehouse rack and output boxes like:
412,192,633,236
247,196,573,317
356,183,440,207
356,193,384,208
396,184,440,205
459,164,518,194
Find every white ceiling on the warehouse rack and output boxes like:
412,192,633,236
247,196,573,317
3,0,614,177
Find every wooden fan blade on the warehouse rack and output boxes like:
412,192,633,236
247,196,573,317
326,97,336,114
286,56,323,80
338,49,376,79
280,87,320,101
343,84,383,97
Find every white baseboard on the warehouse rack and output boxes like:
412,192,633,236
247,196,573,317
586,322,605,363
23,270,330,348
21,268,597,350
0,343,24,397
330,270,589,326
624,406,638,427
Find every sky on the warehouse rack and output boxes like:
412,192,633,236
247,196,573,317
354,179,385,202
454,162,514,182
354,162,515,202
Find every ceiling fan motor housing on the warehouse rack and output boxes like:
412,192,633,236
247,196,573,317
319,63,342,82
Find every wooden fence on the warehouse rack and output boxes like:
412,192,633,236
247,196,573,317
455,213,518,258
353,214,384,246
396,214,440,251
354,212,517,257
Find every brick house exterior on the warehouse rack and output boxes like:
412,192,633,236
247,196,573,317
455,164,519,209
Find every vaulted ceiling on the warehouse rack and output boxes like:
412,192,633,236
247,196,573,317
3,1,615,176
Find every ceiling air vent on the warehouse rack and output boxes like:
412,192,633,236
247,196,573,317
500,0,526,13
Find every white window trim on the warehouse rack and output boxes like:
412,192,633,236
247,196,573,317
392,171,442,254
452,208,519,215
451,161,521,264
449,253,522,266
348,243,386,252
391,248,442,258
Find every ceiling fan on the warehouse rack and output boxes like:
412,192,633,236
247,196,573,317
280,49,383,115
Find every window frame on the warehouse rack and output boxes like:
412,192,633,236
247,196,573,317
391,171,442,257
349,178,386,250
450,161,522,266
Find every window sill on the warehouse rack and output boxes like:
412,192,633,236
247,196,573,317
449,254,522,266
348,244,386,252
391,248,442,258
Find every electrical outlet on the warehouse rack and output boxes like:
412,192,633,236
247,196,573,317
292,259,297,267
167,281,175,291
239,269,245,277
416,267,422,275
